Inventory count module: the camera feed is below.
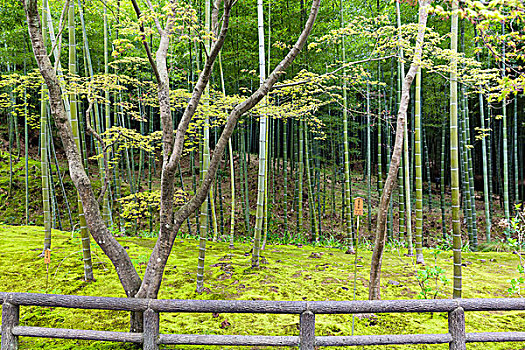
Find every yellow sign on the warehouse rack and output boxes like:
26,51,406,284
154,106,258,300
44,249,51,264
354,197,364,216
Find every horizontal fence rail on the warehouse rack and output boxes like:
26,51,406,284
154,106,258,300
1,292,525,349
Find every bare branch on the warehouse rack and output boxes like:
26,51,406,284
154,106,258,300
164,0,234,172
145,0,164,35
48,0,69,69
130,0,161,84
272,55,396,90
211,0,221,37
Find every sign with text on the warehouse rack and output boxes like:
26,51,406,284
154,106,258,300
354,197,364,216
44,249,51,264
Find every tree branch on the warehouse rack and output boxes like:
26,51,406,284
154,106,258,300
135,0,321,299
130,0,161,84
272,55,396,90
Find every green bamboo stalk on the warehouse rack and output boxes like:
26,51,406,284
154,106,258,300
396,0,406,245
228,139,235,248
398,128,406,243
341,0,355,253
82,0,109,223
514,98,519,205
450,0,462,298
459,82,473,244
460,22,474,244
197,0,212,286
40,0,52,251
217,52,235,247
501,24,510,230
496,119,502,208
41,89,52,250
24,61,29,225
47,143,62,231
196,92,211,292
210,185,219,242
331,122,336,216
464,92,477,250
191,149,200,237
262,116,271,250
103,3,112,226
69,0,94,281
48,120,74,229
387,58,395,241
294,121,300,232
241,127,251,235
378,65,383,193
253,111,268,262
414,67,424,264
177,162,192,235
298,119,304,236
440,115,447,239
479,93,491,241
367,81,372,232
487,106,493,208
196,157,209,293
403,87,413,256
316,144,323,236
283,119,289,237
252,0,269,266
261,113,273,250
304,122,319,242
424,129,432,211
7,60,13,196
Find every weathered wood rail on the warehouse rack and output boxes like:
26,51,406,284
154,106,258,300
2,293,525,349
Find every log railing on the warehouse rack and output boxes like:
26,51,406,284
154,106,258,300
2,292,525,349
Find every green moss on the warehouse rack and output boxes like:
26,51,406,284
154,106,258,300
1,225,525,349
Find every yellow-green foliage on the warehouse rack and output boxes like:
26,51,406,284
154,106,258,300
1,225,525,349
118,189,188,226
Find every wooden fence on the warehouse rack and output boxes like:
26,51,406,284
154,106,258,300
2,292,525,349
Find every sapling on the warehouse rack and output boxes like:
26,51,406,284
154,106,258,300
416,249,449,300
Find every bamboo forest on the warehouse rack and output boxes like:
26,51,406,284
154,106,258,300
0,0,525,348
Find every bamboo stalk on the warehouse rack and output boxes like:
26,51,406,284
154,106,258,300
450,0,462,298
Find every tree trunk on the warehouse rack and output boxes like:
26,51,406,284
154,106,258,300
23,0,143,306
369,0,431,300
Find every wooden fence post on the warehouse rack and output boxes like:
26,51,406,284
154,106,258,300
448,306,466,350
143,308,159,350
1,302,19,350
300,310,315,350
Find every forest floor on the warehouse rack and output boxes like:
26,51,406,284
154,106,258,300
1,225,525,350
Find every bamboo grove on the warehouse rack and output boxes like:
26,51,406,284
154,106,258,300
0,0,524,303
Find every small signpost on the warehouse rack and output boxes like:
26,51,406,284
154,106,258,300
351,197,364,336
353,197,364,235
44,249,51,264
354,197,364,216
44,249,51,289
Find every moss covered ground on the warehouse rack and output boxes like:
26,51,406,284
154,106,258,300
1,225,525,350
